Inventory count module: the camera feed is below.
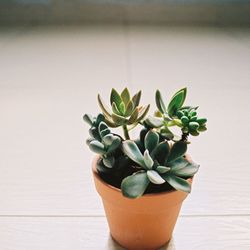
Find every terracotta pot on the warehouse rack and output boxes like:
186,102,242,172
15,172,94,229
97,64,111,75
92,156,192,250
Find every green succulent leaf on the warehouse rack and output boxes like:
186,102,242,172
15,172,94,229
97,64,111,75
168,157,189,170
83,114,94,126
89,140,106,154
156,166,171,174
181,116,189,125
107,137,121,153
155,90,167,114
144,130,159,153
143,150,154,169
103,156,115,168
121,88,130,105
172,162,199,177
132,91,141,107
167,141,187,163
110,88,122,106
96,114,105,124
189,122,199,130
168,119,183,127
196,118,207,125
112,102,121,115
121,172,149,199
147,170,165,184
190,130,200,136
98,121,109,135
198,125,207,132
122,141,146,168
97,94,112,118
119,102,126,114
163,174,191,193
125,100,134,117
167,88,187,117
128,107,139,124
145,116,163,128
100,128,111,138
151,141,170,165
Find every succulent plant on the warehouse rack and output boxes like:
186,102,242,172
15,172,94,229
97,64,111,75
83,87,207,199
98,88,150,139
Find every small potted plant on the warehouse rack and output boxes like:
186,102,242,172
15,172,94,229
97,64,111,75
83,87,207,250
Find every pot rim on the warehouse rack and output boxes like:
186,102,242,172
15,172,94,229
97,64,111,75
92,155,193,199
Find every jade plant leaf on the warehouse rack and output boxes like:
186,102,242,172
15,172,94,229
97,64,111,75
147,170,165,184
89,140,106,154
163,174,191,193
144,130,159,153
172,162,199,177
167,88,187,117
151,141,170,165
167,141,187,163
121,172,149,198
83,114,94,126
143,150,154,169
122,141,146,168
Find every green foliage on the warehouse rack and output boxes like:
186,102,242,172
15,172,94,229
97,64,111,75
84,87,207,199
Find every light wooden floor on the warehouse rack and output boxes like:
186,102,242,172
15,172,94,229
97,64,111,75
0,24,250,249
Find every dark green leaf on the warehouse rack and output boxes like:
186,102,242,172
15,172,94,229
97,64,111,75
144,130,159,153
124,100,134,117
155,90,167,114
122,141,146,168
156,166,170,174
103,156,115,168
89,140,106,154
163,174,191,193
196,118,207,125
167,141,187,163
121,172,149,199
189,122,199,130
112,102,121,115
151,141,170,165
83,114,94,126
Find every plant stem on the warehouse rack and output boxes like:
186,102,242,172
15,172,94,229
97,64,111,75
123,125,130,140
181,132,189,142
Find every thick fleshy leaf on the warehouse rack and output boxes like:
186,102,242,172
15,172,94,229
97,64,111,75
97,94,112,118
147,170,165,184
137,104,150,122
83,114,94,126
155,90,167,114
112,113,127,125
163,174,191,193
103,156,115,168
122,141,146,168
89,140,106,154
112,102,121,115
100,128,110,138
189,122,199,130
160,127,174,140
167,141,187,163
144,130,159,153
121,172,149,199
151,141,170,165
89,127,100,140
132,91,141,107
156,166,171,174
173,162,199,177
98,121,109,133
121,88,130,105
107,137,121,153
168,157,189,171
118,102,126,114
143,150,154,169
196,118,207,125
167,88,187,117
110,88,122,106
125,100,134,117
128,107,139,124
145,116,163,128
96,113,105,124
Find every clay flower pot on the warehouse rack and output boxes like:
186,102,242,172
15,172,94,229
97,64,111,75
92,156,192,250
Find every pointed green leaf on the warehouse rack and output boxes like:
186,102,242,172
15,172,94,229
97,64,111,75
121,88,130,105
97,94,112,118
83,114,94,126
143,150,154,169
110,88,122,106
155,90,167,114
119,102,126,114
167,141,187,163
144,130,159,153
89,140,106,154
167,88,187,117
121,172,149,199
132,91,141,107
112,102,121,115
151,141,170,165
125,100,134,117
128,107,139,124
122,141,146,168
156,166,171,174
147,170,165,184
163,174,191,193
